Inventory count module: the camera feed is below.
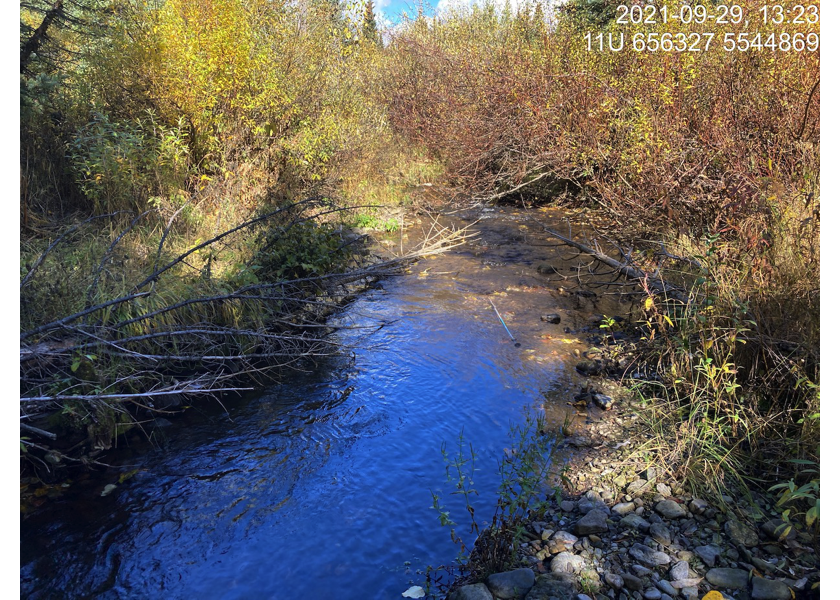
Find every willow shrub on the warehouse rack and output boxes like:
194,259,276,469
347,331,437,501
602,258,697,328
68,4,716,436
384,0,819,233
72,0,393,213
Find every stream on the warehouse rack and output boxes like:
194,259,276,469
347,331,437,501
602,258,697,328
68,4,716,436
20,205,630,599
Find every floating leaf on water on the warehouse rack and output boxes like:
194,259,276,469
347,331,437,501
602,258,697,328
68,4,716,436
402,586,425,598
101,484,118,497
118,469,139,484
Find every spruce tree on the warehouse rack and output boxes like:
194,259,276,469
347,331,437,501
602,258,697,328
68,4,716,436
362,0,381,46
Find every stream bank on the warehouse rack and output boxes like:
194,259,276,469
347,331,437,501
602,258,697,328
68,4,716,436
443,387,820,600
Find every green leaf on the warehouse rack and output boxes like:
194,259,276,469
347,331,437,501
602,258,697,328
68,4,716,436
768,481,794,492
775,523,792,539
806,502,819,527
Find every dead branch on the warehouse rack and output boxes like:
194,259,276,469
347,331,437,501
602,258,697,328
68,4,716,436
476,171,550,202
21,422,58,440
654,241,704,270
133,197,381,294
19,205,471,447
21,386,253,403
542,225,690,304
20,0,64,73
21,292,150,341
131,200,310,293
796,78,820,142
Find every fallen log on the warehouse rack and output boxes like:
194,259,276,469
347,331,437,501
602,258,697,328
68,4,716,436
542,226,691,305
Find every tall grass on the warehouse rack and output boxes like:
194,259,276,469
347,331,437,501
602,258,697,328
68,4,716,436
625,187,819,519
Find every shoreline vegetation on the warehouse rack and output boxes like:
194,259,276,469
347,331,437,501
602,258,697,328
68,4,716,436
21,0,818,596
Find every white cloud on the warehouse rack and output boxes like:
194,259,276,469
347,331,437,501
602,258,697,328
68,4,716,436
435,0,472,15
434,0,550,19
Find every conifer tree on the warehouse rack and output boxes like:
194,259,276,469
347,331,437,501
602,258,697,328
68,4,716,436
362,0,380,46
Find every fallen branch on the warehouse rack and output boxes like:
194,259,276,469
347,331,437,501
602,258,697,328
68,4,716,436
21,292,151,341
21,386,253,403
85,209,154,309
542,226,690,304
21,422,57,440
476,171,550,202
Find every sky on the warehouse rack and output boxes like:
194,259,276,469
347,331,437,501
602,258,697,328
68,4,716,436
375,0,545,30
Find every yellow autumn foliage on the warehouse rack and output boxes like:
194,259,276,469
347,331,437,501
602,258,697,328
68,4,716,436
78,0,390,199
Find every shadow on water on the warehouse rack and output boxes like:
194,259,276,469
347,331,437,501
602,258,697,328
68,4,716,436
21,206,632,599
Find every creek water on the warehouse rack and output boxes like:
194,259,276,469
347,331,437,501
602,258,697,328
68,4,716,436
20,206,627,599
